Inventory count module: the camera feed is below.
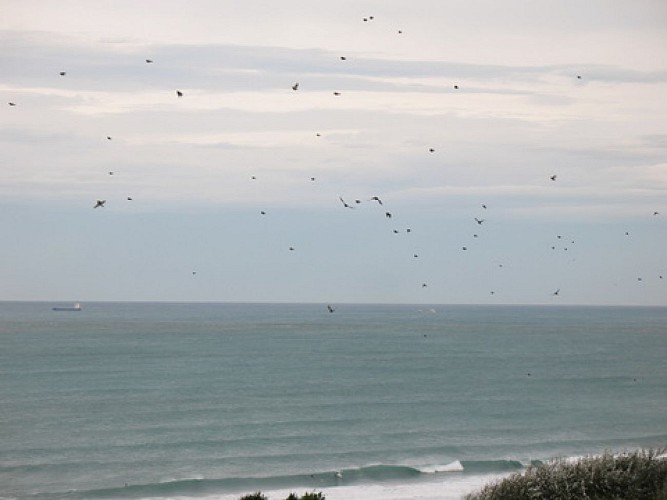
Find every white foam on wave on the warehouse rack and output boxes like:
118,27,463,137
419,460,465,473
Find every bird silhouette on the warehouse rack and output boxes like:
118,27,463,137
59,71,66,76
333,91,341,96
339,196,355,209
553,288,560,296
145,59,153,63
106,136,112,140
453,85,459,89
340,56,347,60
474,218,485,225
94,200,106,208
385,212,392,219
292,83,299,91
369,196,383,205
550,175,557,181
176,90,183,97
327,305,336,313
8,102,16,106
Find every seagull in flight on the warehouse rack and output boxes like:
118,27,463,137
474,218,485,225
292,83,299,91
94,200,106,208
176,90,183,97
553,288,560,296
145,59,153,63
327,305,336,313
59,71,66,76
8,102,16,106
369,196,383,205
339,196,355,209
550,175,557,181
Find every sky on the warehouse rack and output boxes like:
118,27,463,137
1,0,666,305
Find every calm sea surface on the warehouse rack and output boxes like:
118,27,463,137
1,302,665,499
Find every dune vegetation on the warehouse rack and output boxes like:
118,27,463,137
465,448,667,500
238,492,325,500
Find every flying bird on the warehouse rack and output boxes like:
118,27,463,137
333,91,341,96
8,102,16,106
474,218,485,225
127,197,133,201
385,212,392,219
106,136,112,140
93,200,106,208
369,196,383,205
553,288,560,296
453,85,459,89
653,211,659,216
145,59,153,63
292,83,299,91
339,196,355,209
429,148,435,153
59,71,66,76
482,204,487,209
327,305,336,313
340,56,347,60
289,246,295,251
550,175,557,181
176,90,183,97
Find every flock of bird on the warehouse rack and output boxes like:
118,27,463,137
6,13,664,307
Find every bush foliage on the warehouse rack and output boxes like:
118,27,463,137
239,492,324,500
465,448,667,500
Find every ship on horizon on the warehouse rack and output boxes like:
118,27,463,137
52,303,82,311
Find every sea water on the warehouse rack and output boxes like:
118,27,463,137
1,302,665,499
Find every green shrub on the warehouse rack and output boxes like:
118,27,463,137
299,493,325,500
238,493,267,500
238,492,325,500
465,447,667,500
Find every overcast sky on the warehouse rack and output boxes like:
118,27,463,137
1,0,666,305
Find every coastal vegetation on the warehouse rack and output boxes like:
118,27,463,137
465,448,667,500
238,492,325,500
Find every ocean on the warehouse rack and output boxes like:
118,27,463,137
1,302,665,500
